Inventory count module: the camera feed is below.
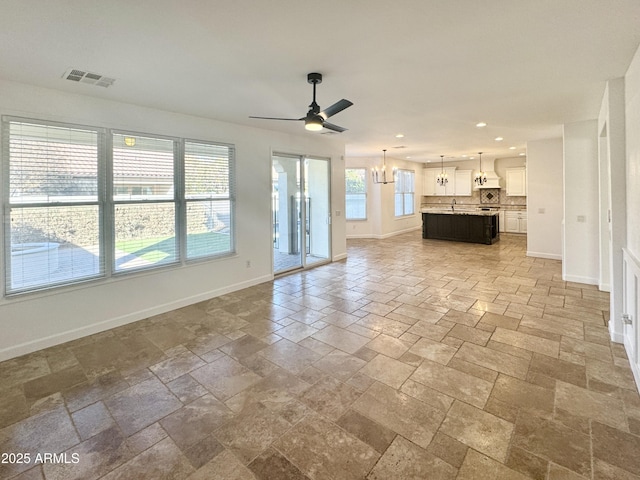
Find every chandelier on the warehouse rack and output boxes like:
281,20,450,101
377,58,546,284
436,155,447,186
474,152,487,186
372,149,396,184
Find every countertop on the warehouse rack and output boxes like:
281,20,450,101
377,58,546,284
421,208,498,216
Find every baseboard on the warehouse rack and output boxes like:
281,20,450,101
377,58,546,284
599,282,611,292
526,251,562,260
380,226,421,239
610,322,625,343
0,274,273,362
333,252,348,261
562,274,599,285
347,225,421,241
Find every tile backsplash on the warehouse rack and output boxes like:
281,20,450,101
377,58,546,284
421,189,526,209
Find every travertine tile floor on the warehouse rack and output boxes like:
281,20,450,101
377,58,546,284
2,233,639,479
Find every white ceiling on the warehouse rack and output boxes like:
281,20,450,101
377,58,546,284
1,0,639,163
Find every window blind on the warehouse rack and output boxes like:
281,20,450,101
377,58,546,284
184,141,235,259
4,120,104,293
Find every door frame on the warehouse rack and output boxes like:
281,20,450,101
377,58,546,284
271,152,332,275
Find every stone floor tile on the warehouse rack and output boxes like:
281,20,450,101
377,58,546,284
592,458,640,480
410,359,493,408
214,403,291,464
311,325,370,354
454,342,530,379
299,376,361,420
100,437,194,480
358,354,415,389
555,380,627,430
42,426,131,480
440,400,514,462
352,382,444,448
313,350,366,381
104,377,182,436
446,323,492,345
491,327,560,357
0,406,80,478
490,374,554,419
364,333,410,359
160,394,234,449
456,449,532,480
512,413,591,477
274,414,379,479
506,446,549,480
592,420,640,475
149,349,206,383
71,400,116,440
426,431,469,468
190,355,262,401
408,337,458,364
248,448,309,480
368,435,457,480
336,409,396,454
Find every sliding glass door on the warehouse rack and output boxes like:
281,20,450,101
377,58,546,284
272,154,331,274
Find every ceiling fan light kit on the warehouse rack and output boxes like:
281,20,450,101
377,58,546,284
250,73,353,133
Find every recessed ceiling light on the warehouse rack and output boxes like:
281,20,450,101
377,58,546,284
509,146,516,150
476,122,487,128
395,133,404,138
426,160,431,163
406,156,411,159
495,137,504,142
461,155,468,158
519,153,526,156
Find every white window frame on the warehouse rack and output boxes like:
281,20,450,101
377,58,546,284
345,167,367,220
395,169,415,217
2,116,236,296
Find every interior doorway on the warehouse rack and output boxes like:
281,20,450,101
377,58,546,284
272,153,331,274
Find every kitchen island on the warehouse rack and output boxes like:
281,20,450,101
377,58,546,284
422,209,499,245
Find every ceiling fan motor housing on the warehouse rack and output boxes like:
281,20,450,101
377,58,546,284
307,72,322,84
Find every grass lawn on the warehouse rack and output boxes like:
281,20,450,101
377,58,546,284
116,231,231,263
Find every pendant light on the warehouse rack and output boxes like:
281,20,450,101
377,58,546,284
372,149,396,184
474,152,487,186
436,155,448,186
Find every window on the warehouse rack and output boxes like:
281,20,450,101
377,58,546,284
112,133,177,272
395,169,415,217
345,168,367,220
5,120,104,293
184,141,234,259
3,117,236,295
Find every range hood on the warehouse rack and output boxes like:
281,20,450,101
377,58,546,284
474,157,501,189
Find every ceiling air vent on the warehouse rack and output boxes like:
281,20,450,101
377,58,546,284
62,68,116,88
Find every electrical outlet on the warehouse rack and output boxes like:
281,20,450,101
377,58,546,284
335,210,341,217
246,260,251,268
577,215,586,223
538,208,545,214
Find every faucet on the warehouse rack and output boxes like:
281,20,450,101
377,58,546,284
451,199,456,211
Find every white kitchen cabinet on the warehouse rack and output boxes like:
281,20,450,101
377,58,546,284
498,210,505,233
505,210,527,233
423,168,436,195
433,167,456,196
506,167,526,196
454,170,472,196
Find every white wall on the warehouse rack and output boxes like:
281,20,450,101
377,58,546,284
626,47,640,261
600,77,628,343
0,79,346,361
345,155,422,239
621,43,640,356
563,120,599,284
526,138,564,259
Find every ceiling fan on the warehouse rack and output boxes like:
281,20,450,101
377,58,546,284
250,72,353,132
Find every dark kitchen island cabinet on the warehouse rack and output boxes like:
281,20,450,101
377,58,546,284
422,211,499,245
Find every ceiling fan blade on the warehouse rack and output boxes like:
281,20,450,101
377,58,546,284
249,116,303,121
322,122,347,133
319,99,353,119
